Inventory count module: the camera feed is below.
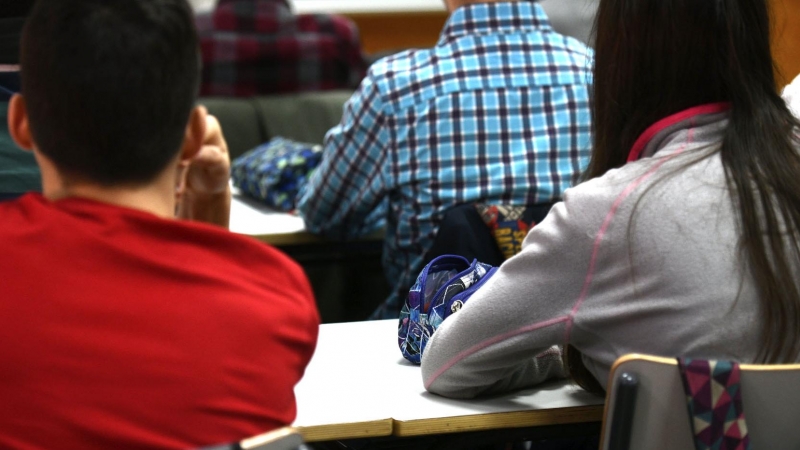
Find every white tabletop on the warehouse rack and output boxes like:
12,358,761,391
293,320,604,441
229,189,307,236
229,186,337,246
229,186,384,246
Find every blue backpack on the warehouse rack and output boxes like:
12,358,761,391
398,255,497,364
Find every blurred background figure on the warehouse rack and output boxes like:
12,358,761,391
188,0,217,12
0,0,39,200
540,0,598,46
193,0,368,96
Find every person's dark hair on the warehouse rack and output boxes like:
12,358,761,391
20,0,200,185
2,0,36,19
571,0,800,394
0,0,36,64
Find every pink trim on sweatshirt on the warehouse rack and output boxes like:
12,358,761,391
626,103,729,162
564,124,695,343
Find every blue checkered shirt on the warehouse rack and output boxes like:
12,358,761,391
297,2,593,319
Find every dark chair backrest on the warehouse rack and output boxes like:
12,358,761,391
201,90,352,160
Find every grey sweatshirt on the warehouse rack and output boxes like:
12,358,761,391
421,106,772,398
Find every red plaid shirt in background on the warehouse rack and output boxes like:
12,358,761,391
196,0,367,97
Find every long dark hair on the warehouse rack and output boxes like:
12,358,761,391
572,0,800,393
1,0,35,18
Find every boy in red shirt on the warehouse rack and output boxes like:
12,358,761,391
0,0,319,448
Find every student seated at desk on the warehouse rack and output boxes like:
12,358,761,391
421,0,800,398
297,0,594,319
0,0,318,447
194,0,367,96
0,0,39,200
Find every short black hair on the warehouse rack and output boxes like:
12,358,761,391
0,0,36,64
21,0,200,185
0,0,35,18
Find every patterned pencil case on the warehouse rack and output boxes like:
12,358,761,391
231,137,322,212
398,255,497,364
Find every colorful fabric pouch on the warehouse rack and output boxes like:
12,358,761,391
475,203,553,260
677,358,751,450
398,255,497,364
231,137,322,211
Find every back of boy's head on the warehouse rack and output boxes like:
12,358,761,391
21,0,199,185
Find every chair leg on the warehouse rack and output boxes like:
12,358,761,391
607,373,638,450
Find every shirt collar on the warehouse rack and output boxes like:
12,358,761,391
438,2,553,46
627,103,731,162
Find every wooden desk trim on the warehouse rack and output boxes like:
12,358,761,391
296,419,393,442
298,405,603,441
249,231,329,246
392,404,603,437
248,229,384,247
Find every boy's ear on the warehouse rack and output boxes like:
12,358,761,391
180,105,208,163
8,94,34,151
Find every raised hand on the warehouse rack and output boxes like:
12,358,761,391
176,110,232,228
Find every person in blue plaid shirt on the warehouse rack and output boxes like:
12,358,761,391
297,0,593,320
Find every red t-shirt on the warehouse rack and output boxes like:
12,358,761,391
0,194,319,449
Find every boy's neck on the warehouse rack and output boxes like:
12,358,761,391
45,182,177,218
36,151,178,219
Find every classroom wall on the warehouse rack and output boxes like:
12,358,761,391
772,0,800,87
344,11,447,55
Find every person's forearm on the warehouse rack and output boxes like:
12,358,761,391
177,184,231,228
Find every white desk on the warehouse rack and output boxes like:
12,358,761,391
293,320,604,442
229,188,384,246
229,190,318,246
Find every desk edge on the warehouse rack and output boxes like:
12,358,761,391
392,405,604,437
296,419,394,442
